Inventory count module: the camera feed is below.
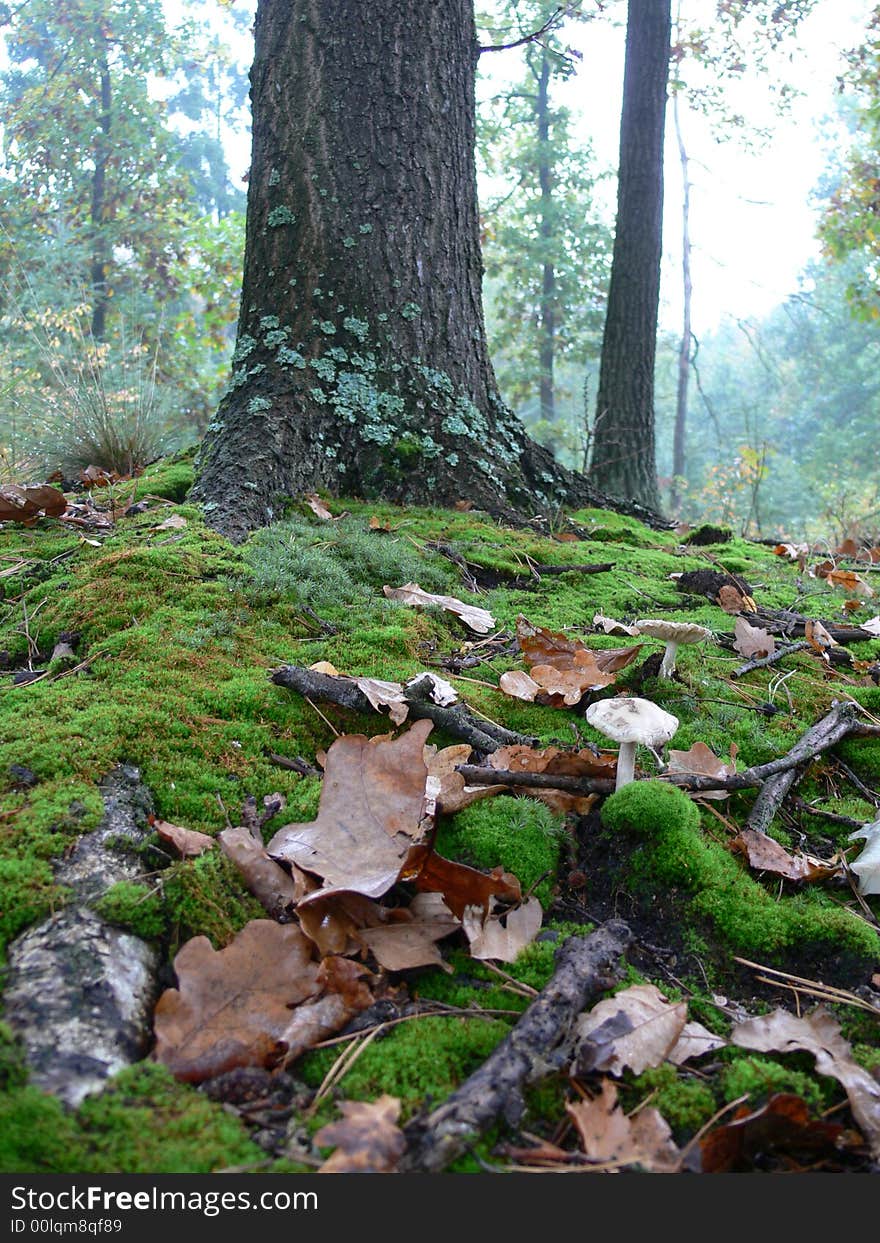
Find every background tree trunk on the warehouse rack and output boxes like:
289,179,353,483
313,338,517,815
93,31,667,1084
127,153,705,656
671,89,692,514
588,0,671,512
537,49,556,425
192,0,645,542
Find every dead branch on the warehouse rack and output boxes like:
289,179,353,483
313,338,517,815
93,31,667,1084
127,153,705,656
400,920,632,1173
271,664,536,752
731,641,810,679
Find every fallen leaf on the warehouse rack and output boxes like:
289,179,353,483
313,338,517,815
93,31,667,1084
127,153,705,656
358,893,461,970
593,613,641,637
426,743,503,814
733,617,776,660
805,618,838,654
462,896,542,962
700,1093,851,1173
153,921,322,1082
567,1080,680,1171
408,848,521,919
498,669,543,702
731,1007,880,1158
354,677,409,725
861,617,880,637
667,741,738,800
821,567,875,598
267,721,434,899
304,493,335,520
279,956,375,1067
487,743,614,814
294,889,382,956
315,1096,406,1173
731,828,840,883
383,582,495,634
80,465,122,488
516,615,641,673
717,585,747,613
0,484,67,525
154,818,216,858
848,817,880,895
527,660,615,705
573,983,688,1076
154,514,187,531
218,825,310,918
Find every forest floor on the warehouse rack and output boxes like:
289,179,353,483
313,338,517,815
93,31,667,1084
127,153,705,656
1,451,879,1174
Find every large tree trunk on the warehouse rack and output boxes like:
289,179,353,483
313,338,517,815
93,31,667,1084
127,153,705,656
588,0,671,512
536,49,556,426
193,0,645,542
670,89,691,514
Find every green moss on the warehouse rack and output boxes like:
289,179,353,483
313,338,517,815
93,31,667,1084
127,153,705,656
601,781,880,964
93,880,166,941
163,853,264,950
0,1064,262,1174
624,1064,716,1136
0,1023,27,1092
138,454,196,501
718,1054,829,1112
436,796,564,907
298,1015,510,1118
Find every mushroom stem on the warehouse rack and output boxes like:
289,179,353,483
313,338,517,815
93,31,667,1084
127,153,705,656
615,741,637,790
659,641,679,678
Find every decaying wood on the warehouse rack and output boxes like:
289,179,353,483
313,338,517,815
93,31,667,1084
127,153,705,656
271,664,536,751
745,703,879,834
400,920,632,1173
457,764,615,796
731,641,809,679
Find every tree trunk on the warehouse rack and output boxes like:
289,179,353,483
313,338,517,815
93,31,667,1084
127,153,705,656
193,0,642,542
537,49,555,425
588,0,671,512
90,50,112,343
670,89,691,513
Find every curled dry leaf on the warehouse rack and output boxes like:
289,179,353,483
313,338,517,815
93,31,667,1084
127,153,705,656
731,827,841,884
805,618,838,655
154,818,215,858
700,1093,852,1173
515,614,642,674
315,1095,406,1173
717,585,756,614
593,613,641,637
733,617,775,660
528,660,615,705
848,817,880,896
218,825,311,919
304,492,335,520
280,956,376,1068
498,669,542,702
816,565,875,598
153,920,322,1082
154,514,187,531
487,743,615,814
0,484,67,525
461,896,542,962
267,720,434,899
383,582,495,634
425,743,503,814
573,983,723,1077
860,616,880,637
567,1080,680,1171
357,893,460,971
731,1006,880,1159
408,847,521,919
667,741,738,801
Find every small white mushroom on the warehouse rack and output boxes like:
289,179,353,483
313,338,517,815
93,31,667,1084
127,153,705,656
634,619,712,678
585,697,680,790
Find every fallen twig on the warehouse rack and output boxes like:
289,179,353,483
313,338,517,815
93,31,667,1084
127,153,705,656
271,663,537,751
400,920,632,1173
731,641,810,679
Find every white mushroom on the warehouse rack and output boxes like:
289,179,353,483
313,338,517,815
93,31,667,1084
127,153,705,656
634,619,712,678
585,697,680,790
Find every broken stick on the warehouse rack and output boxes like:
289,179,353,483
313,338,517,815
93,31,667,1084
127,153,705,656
400,920,632,1173
271,664,537,751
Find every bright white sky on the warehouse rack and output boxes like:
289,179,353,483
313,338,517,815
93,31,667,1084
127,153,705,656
202,0,874,335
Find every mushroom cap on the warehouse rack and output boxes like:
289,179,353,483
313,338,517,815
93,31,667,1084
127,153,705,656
634,619,712,644
585,697,679,746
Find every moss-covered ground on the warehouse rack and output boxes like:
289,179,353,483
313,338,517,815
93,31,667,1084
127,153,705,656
1,455,878,1171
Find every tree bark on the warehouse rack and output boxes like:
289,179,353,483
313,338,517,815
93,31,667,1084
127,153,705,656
192,0,655,542
589,0,671,512
670,88,691,512
536,49,556,425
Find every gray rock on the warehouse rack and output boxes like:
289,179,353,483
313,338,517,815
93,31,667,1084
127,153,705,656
4,766,161,1107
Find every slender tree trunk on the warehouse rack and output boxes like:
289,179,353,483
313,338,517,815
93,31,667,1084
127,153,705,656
671,89,691,513
193,0,635,541
589,0,671,511
537,49,555,425
90,50,112,343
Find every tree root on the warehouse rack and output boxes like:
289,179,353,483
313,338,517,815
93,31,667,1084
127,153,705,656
400,920,632,1172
